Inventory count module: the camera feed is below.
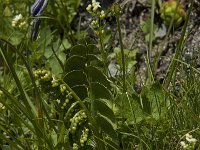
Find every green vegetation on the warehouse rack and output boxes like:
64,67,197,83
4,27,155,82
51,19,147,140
0,0,199,149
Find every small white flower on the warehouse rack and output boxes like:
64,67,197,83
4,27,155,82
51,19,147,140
12,14,24,27
91,20,98,28
185,133,197,143
19,21,26,28
92,1,101,12
0,103,5,110
0,90,3,95
100,10,105,19
186,137,197,143
186,133,193,139
13,14,23,22
180,141,188,149
93,6,98,12
86,4,92,12
56,99,60,104
180,141,186,146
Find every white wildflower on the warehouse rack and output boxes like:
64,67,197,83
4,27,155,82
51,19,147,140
91,20,98,28
12,14,26,28
0,103,5,110
86,4,92,12
86,0,101,13
13,14,23,21
180,141,188,149
100,10,105,19
19,21,26,28
185,133,197,143
0,90,3,96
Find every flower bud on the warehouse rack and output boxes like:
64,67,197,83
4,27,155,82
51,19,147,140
111,3,122,17
160,0,186,27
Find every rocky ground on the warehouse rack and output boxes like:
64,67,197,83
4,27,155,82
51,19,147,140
73,0,200,90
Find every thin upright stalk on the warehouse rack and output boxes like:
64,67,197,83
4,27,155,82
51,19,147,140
99,31,107,73
147,0,155,84
164,0,194,88
116,16,126,92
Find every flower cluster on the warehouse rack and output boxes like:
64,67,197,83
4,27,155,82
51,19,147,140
72,143,79,150
69,110,87,134
79,128,90,147
60,91,72,110
180,133,198,149
160,0,186,27
86,0,105,20
34,69,90,149
86,0,101,13
111,3,122,17
12,14,26,28
34,69,52,81
86,0,107,37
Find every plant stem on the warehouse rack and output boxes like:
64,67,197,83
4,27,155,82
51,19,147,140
116,16,126,92
147,0,155,84
99,31,107,73
164,0,194,88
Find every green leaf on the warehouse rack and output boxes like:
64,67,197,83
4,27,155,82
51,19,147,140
64,55,86,72
87,66,111,89
3,7,12,16
87,44,100,54
10,31,24,46
116,93,144,124
96,113,117,140
78,37,96,45
71,85,88,100
94,99,115,123
60,38,71,50
70,44,87,57
104,138,119,150
146,82,169,120
87,54,104,67
102,30,112,45
140,87,151,115
91,82,112,99
47,56,63,76
63,70,88,87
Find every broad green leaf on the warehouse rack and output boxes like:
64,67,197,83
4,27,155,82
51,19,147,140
47,56,62,76
63,70,88,87
87,44,100,54
140,87,151,115
94,99,115,123
3,7,12,16
78,37,96,45
64,55,86,72
96,113,117,140
87,66,111,89
71,85,88,100
60,38,71,50
91,82,112,99
10,31,24,46
104,138,119,150
87,54,104,67
146,82,168,120
116,93,144,124
70,44,87,57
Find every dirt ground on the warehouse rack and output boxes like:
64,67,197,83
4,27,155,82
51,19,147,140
73,0,200,90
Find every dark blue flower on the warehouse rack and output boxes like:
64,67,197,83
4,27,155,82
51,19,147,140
30,0,48,41
31,0,48,17
31,18,41,41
